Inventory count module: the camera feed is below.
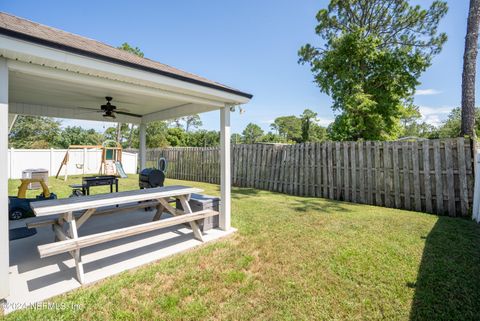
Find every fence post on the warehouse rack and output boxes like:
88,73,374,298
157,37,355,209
50,148,55,177
472,147,480,222
135,152,139,173
83,148,87,176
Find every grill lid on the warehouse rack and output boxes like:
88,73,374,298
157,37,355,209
139,168,165,187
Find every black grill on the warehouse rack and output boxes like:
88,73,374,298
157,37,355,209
139,168,165,189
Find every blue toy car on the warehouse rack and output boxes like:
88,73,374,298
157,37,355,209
8,179,57,220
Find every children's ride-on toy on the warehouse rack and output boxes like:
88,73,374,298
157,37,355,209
8,178,57,220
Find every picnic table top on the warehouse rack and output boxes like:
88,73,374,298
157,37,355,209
31,185,203,216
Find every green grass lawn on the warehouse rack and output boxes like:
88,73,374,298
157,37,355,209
5,175,480,320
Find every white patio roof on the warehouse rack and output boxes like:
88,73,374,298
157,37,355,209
0,12,252,124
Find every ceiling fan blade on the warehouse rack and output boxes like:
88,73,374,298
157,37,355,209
76,107,104,115
75,98,140,119
116,110,142,118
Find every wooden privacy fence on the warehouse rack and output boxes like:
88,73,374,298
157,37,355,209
145,147,220,184
148,138,476,217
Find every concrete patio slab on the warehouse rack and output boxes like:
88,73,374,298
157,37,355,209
5,209,235,314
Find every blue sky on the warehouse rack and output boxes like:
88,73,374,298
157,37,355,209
1,0,474,134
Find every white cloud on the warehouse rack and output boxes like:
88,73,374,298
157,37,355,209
316,118,334,127
418,105,453,127
415,89,442,96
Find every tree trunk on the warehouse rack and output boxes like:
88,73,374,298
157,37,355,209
461,0,480,137
116,122,122,143
127,124,135,148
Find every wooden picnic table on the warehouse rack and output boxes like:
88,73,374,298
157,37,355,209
28,185,219,284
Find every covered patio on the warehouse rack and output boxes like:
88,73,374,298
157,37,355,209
0,12,251,310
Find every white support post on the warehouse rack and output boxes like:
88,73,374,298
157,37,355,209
472,146,480,223
9,148,14,179
220,106,231,230
139,123,146,171
0,58,9,299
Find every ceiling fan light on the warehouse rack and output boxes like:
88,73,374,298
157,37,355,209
103,112,115,119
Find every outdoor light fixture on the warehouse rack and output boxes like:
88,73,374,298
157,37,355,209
229,105,245,114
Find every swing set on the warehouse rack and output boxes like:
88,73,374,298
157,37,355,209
56,140,127,181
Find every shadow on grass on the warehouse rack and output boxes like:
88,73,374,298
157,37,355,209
409,217,480,320
292,197,354,214
231,186,355,214
231,188,261,199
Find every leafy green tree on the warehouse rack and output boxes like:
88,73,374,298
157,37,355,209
242,123,264,144
299,0,448,140
270,111,327,143
103,126,117,142
117,42,144,57
172,118,183,129
120,119,217,148
186,130,220,147
401,121,437,139
126,124,137,148
202,130,220,147
171,115,203,132
309,123,328,142
231,133,243,144
399,105,437,138
260,132,288,143
437,107,480,138
103,123,131,146
118,121,171,148
271,116,302,142
146,121,169,148
55,126,102,148
184,115,203,132
166,127,187,146
300,109,318,142
9,116,61,148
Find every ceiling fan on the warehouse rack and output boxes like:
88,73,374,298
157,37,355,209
100,96,142,119
78,97,142,119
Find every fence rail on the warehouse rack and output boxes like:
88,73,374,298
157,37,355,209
147,138,476,217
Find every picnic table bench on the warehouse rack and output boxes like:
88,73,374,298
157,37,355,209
28,185,219,284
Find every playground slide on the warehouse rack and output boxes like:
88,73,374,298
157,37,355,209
115,161,128,178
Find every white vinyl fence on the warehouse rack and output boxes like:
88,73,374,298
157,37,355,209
7,148,138,179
